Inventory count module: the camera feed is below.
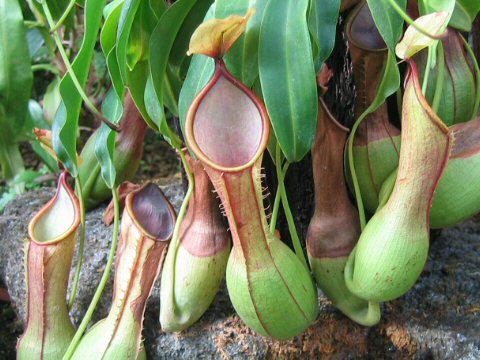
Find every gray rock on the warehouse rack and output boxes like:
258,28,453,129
1,181,479,359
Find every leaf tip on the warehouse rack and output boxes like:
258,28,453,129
187,8,256,59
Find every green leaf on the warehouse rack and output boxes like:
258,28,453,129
101,0,125,99
102,88,123,123
94,89,124,189
362,50,400,117
21,100,58,172
308,0,341,73
178,3,216,138
149,0,168,20
168,0,215,69
259,0,318,162
178,54,215,137
395,11,450,60
0,0,32,182
215,0,250,81
0,0,33,143
25,99,50,132
242,0,268,87
367,0,406,50
46,0,76,30
213,0,268,87
98,0,166,190
148,0,212,141
52,0,107,177
125,0,168,127
93,87,124,189
127,59,157,125
27,28,45,60
109,0,168,130
347,50,400,227
101,0,124,54
116,0,142,84
126,0,164,69
43,77,61,124
144,74,182,147
31,140,59,173
450,1,473,31
11,170,43,186
29,0,76,32
419,0,455,14
162,64,182,116
455,0,480,21
95,124,117,189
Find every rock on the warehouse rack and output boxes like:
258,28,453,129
0,178,185,325
1,180,479,359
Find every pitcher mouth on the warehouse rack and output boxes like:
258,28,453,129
126,183,176,242
185,60,270,173
346,1,387,52
28,172,80,246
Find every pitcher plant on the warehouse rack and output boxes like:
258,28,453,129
17,172,80,359
160,152,231,332
345,1,401,215
70,183,175,359
184,13,318,340
345,61,453,302
307,99,380,326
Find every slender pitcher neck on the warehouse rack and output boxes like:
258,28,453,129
202,161,274,260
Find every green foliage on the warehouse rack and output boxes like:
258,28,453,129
367,0,406,50
308,0,341,73
147,0,212,148
52,0,107,177
178,4,216,138
4,0,480,351
0,0,33,183
259,0,318,162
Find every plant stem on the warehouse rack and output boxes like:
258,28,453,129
385,0,445,40
166,150,195,316
31,63,60,75
50,0,77,32
24,20,44,28
347,116,367,230
269,186,282,234
171,150,195,247
42,3,99,117
269,162,288,234
431,42,445,113
422,45,435,94
68,177,87,309
62,186,121,360
275,144,308,269
42,2,119,132
78,162,102,208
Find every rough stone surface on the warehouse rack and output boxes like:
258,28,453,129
1,180,480,359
